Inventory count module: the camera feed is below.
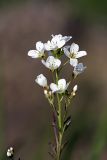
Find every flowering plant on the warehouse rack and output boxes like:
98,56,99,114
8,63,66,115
28,34,87,160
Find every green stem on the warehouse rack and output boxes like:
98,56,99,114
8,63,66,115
55,70,63,160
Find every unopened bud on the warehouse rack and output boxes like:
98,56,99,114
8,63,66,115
72,85,78,96
73,85,78,92
7,147,14,157
49,91,52,96
44,89,48,95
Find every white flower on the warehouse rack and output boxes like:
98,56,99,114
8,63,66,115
63,43,87,67
50,79,69,93
7,147,14,157
45,34,72,51
35,74,47,87
28,41,45,58
73,63,86,76
41,56,61,71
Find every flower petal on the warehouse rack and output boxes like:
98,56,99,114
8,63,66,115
50,83,59,93
54,59,61,69
41,56,61,70
58,79,67,92
57,40,65,48
28,50,39,58
70,58,78,67
46,56,54,62
75,51,87,58
36,41,44,52
51,34,62,43
41,59,46,67
45,41,57,51
73,63,87,76
51,34,72,49
44,41,51,50
63,47,70,57
35,74,47,87
62,36,72,42
46,56,55,69
70,43,79,53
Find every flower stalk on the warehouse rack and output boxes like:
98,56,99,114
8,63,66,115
27,34,87,160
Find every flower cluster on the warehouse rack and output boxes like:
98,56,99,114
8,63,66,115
7,147,14,158
28,34,87,95
28,34,87,160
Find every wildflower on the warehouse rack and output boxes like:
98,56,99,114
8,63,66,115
7,147,14,157
45,34,72,51
64,43,87,67
27,33,87,160
73,63,86,77
50,79,69,93
41,56,61,71
35,74,47,87
28,41,45,58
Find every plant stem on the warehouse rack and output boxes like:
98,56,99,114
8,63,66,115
57,94,62,160
59,59,69,73
55,70,63,160
52,108,58,147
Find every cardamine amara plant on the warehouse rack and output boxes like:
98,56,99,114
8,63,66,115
28,34,87,160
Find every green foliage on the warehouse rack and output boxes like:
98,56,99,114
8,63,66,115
62,106,107,160
89,108,107,160
65,0,107,22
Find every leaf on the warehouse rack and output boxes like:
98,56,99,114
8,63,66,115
64,116,71,131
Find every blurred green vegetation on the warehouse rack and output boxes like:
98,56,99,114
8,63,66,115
0,0,29,8
0,0,107,22
62,106,107,160
65,0,107,23
89,108,107,160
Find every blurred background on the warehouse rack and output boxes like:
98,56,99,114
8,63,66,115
0,0,107,159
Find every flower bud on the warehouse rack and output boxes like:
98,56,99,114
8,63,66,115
72,85,78,96
44,89,48,96
35,74,47,87
73,85,78,92
49,91,52,96
7,147,14,157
